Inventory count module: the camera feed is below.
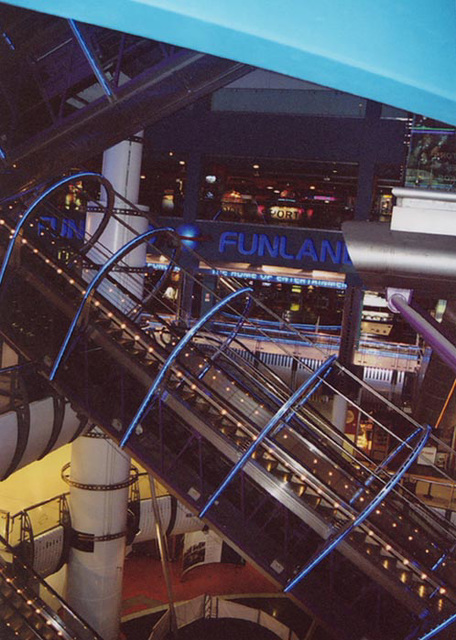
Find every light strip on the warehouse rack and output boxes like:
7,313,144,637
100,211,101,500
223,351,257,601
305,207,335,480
199,354,337,518
197,297,253,380
349,426,421,505
284,424,431,593
0,171,103,290
419,613,456,639
49,228,174,381
430,539,456,573
120,286,253,448
68,19,114,99
0,145,6,161
273,365,333,436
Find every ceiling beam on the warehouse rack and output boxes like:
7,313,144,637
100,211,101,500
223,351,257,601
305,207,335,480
3,0,456,125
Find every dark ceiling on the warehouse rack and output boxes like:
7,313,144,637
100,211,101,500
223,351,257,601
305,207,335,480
0,3,251,197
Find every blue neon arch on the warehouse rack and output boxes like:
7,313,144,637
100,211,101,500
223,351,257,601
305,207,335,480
120,286,253,448
199,354,337,518
49,227,175,381
284,424,431,593
0,171,114,289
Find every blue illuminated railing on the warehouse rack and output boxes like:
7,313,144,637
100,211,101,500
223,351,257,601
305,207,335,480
130,245,181,321
419,611,456,639
0,171,114,290
120,286,253,448
349,426,422,505
197,297,253,380
199,354,337,518
284,424,431,593
49,228,174,381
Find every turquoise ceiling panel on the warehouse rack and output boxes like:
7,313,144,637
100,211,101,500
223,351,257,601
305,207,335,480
3,0,456,124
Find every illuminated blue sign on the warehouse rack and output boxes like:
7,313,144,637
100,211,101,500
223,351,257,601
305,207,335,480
218,231,351,266
206,268,346,290
38,216,85,240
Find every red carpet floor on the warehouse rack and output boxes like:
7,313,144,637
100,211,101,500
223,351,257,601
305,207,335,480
121,555,280,617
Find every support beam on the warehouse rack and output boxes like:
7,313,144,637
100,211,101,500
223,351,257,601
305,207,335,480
3,1,456,125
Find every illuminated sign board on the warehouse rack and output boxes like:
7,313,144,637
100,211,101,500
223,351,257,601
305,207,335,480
269,205,303,223
37,216,84,240
218,231,351,266
157,216,355,275
205,268,346,289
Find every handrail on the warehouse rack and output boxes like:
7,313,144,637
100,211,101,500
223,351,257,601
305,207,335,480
49,227,175,381
120,286,253,447
349,426,422,505
0,532,103,639
197,296,253,380
177,329,456,546
199,355,337,518
284,424,431,593
419,610,456,639
0,171,114,289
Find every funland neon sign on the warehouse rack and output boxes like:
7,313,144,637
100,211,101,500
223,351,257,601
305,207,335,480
219,231,352,266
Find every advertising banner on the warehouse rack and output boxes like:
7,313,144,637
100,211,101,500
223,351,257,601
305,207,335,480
405,117,456,190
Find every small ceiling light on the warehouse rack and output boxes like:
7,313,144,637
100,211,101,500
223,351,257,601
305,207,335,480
309,185,316,190
252,163,260,170
179,160,186,166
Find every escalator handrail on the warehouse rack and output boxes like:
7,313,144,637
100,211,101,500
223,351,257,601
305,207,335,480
175,330,456,547
0,533,103,639
120,286,253,447
0,171,114,289
199,355,337,518
197,296,254,381
336,359,456,485
285,424,432,593
49,227,175,381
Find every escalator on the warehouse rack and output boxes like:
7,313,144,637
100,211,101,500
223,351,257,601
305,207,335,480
0,532,102,640
1,173,456,640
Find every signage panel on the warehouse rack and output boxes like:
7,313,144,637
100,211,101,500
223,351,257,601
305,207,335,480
157,217,355,274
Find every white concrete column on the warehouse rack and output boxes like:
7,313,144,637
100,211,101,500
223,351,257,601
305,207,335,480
86,132,150,309
65,430,131,640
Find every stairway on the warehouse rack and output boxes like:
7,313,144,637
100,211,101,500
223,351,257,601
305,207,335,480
0,174,455,640
0,535,102,640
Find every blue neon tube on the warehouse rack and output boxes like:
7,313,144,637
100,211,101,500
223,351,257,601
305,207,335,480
0,145,6,161
49,228,174,381
68,19,114,99
349,426,421,505
0,171,105,290
430,539,456,572
199,354,337,518
273,364,333,436
284,424,431,593
419,612,456,639
120,286,253,448
132,247,180,319
198,297,253,380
